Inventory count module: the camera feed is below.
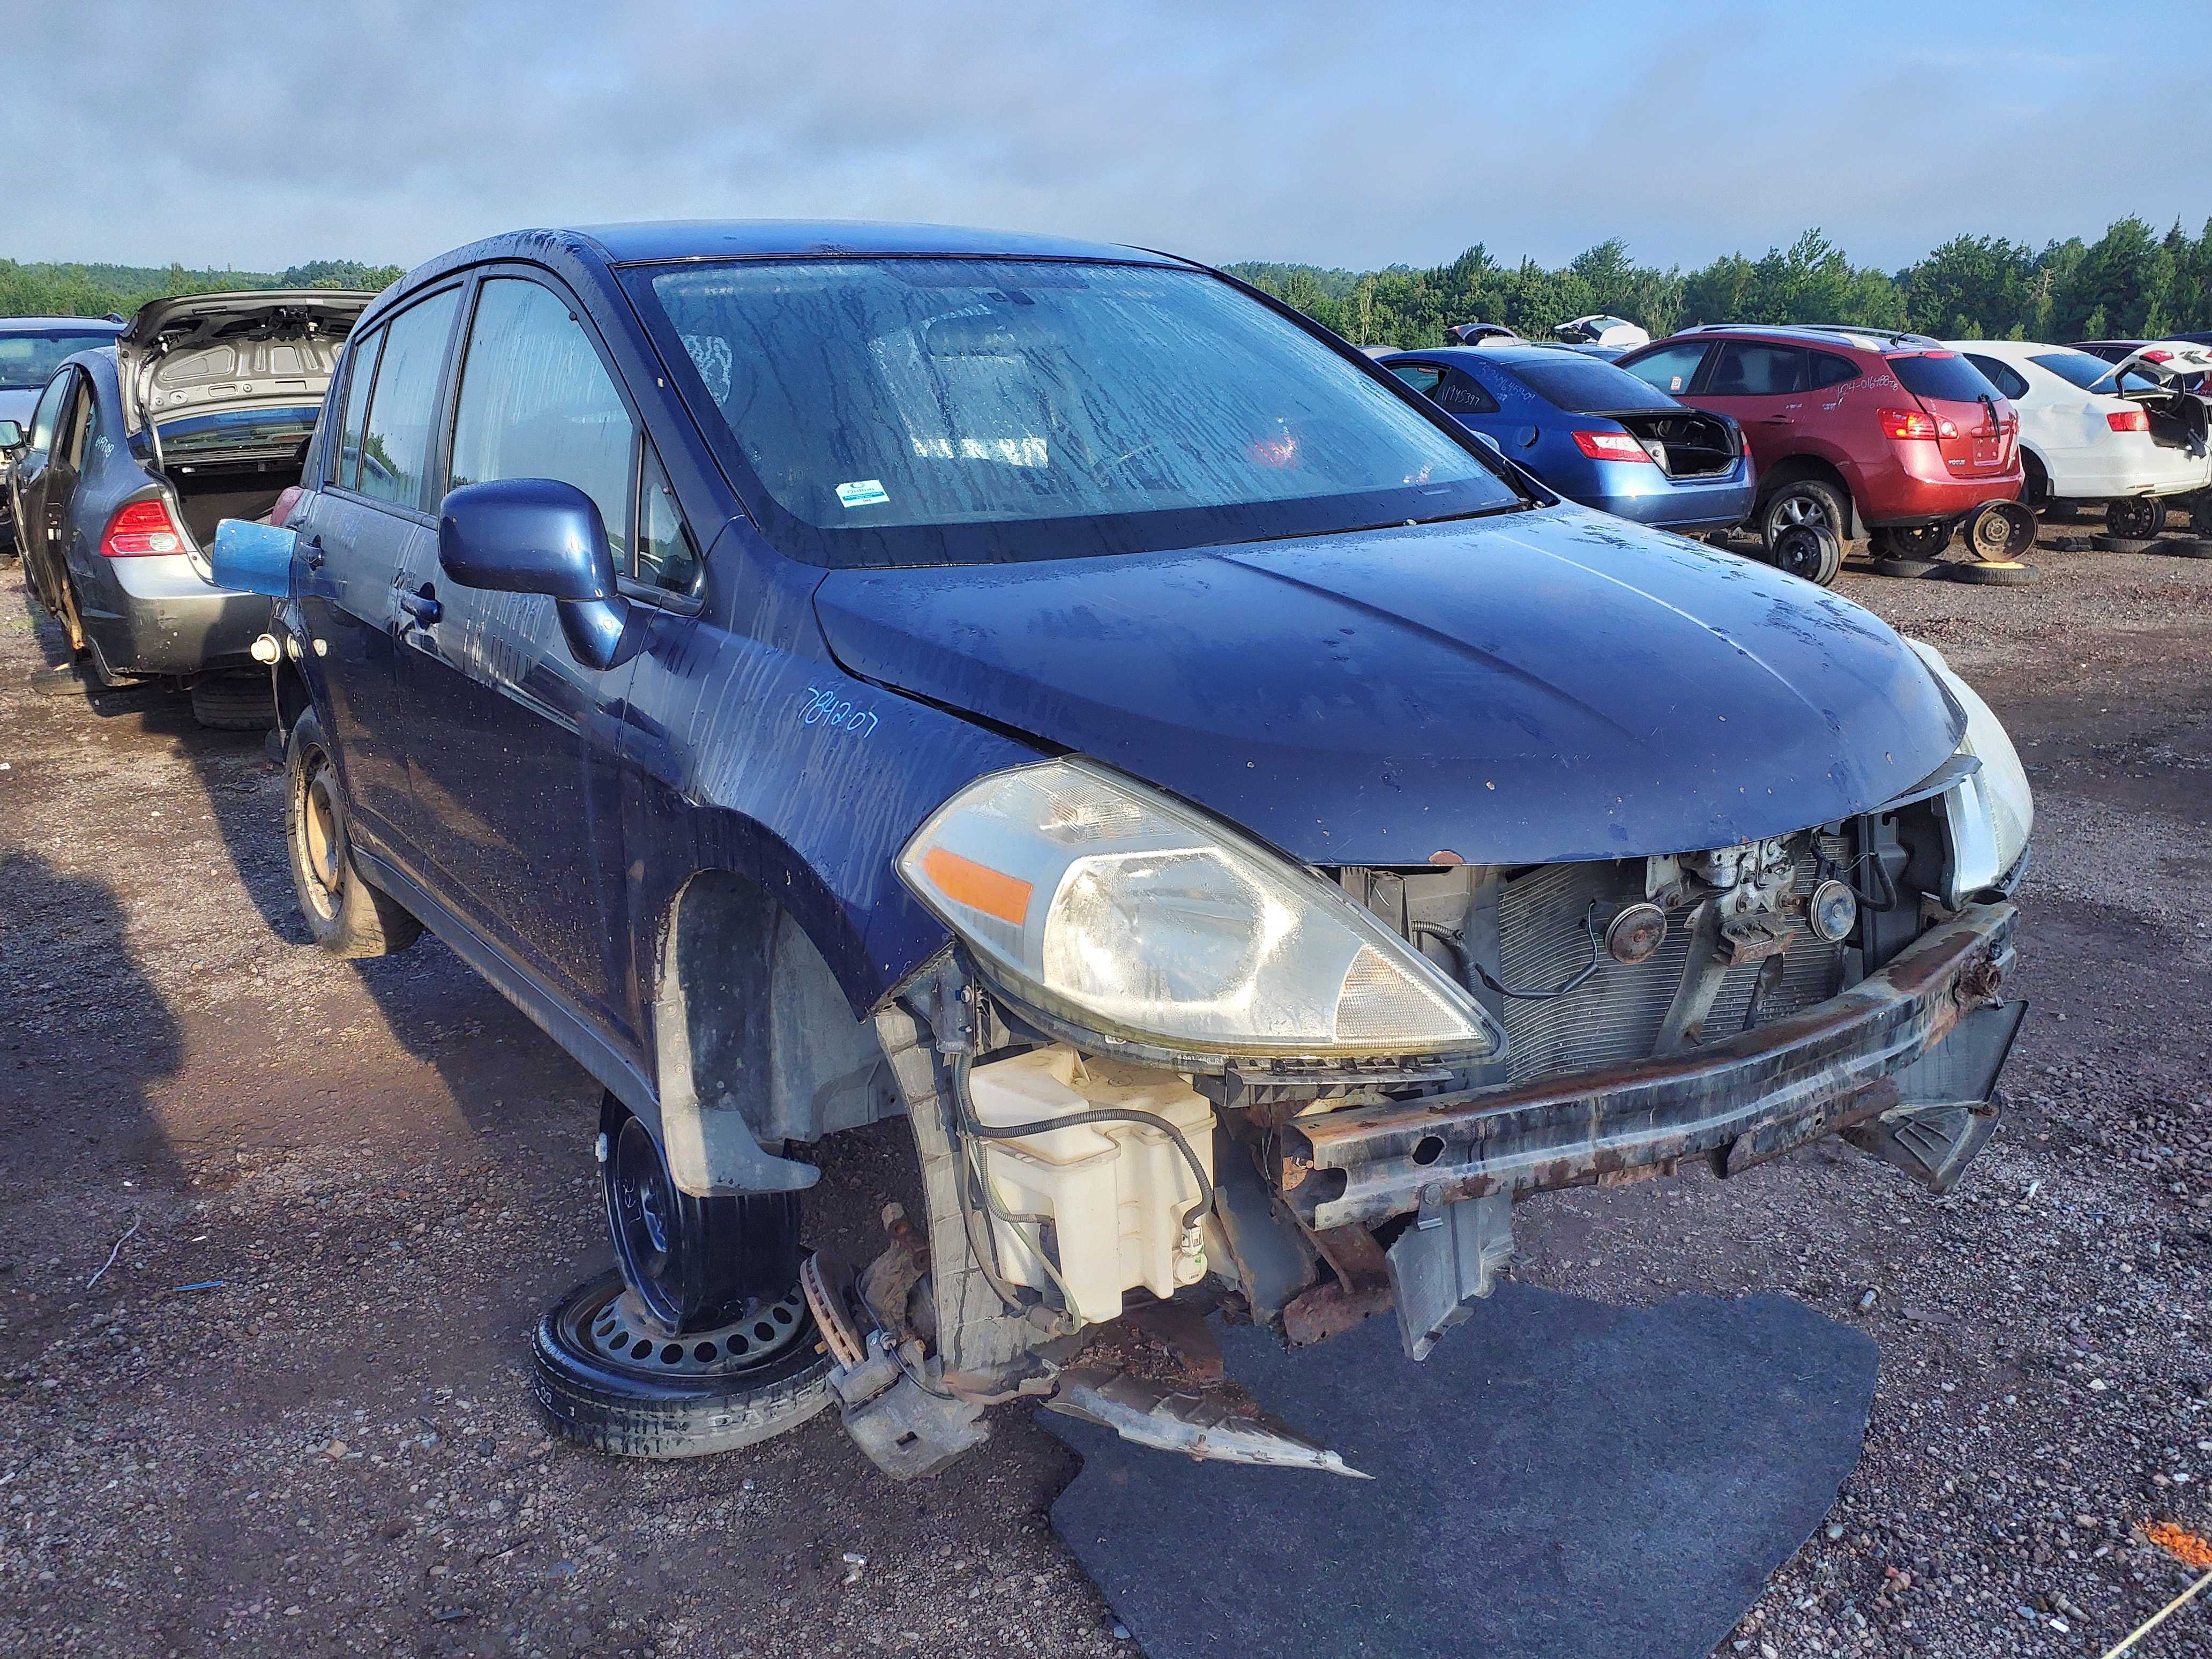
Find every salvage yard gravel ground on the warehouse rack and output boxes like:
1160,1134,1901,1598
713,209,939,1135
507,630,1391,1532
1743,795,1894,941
1,530,2208,1658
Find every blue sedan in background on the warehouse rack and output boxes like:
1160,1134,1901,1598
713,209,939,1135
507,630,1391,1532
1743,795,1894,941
1381,346,1755,534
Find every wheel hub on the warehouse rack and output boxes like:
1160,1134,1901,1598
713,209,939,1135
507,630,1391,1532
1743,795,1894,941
579,1281,812,1378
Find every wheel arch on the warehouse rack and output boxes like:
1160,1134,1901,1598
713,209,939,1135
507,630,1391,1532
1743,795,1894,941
1754,454,1858,540
642,858,900,1196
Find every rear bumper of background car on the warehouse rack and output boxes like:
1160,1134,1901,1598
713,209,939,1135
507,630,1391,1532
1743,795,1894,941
2053,447,2212,501
1275,902,2019,1230
1585,468,1757,534
76,552,268,676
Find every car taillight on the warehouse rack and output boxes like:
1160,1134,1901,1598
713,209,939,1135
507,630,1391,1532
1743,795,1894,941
1571,429,1654,462
2140,348,2172,364
2106,408,2150,432
1878,407,1940,440
101,499,185,557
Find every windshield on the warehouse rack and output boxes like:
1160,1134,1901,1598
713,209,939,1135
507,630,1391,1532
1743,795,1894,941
635,258,1521,567
1888,352,2003,404
1503,354,1676,414
0,329,116,392
158,406,319,459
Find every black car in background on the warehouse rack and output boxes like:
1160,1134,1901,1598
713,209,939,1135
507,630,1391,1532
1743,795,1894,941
0,314,125,555
1,290,368,723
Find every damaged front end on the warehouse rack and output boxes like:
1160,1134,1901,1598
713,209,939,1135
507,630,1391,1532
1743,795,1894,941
818,669,2030,1479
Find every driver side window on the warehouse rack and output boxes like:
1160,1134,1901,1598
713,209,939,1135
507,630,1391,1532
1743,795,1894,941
27,371,71,457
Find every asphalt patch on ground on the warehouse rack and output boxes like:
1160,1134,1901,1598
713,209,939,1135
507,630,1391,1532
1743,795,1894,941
1044,1283,1878,1659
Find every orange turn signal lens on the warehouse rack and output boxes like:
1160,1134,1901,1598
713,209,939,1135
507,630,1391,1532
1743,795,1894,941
921,847,1034,926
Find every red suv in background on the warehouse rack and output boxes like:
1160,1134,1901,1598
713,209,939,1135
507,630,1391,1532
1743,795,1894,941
1617,325,2023,576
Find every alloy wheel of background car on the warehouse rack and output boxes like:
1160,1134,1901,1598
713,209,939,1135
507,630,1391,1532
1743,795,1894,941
1873,523,1951,559
2104,497,2164,541
283,711,423,959
1941,561,2037,587
528,1269,833,1460
600,1096,804,1334
1766,522,1841,586
1963,500,2038,564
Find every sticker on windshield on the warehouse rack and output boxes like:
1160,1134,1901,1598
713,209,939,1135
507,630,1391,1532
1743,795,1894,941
1669,375,1685,391
836,479,890,509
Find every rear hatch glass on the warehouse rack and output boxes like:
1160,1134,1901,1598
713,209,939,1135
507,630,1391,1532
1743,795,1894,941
1889,351,2013,473
1503,353,1677,416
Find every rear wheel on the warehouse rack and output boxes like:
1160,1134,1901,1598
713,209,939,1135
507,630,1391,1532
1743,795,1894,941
190,672,276,731
2105,497,2164,542
285,710,422,957
2189,495,2212,540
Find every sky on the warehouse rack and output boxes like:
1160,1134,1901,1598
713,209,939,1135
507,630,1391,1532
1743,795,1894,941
6,0,2208,278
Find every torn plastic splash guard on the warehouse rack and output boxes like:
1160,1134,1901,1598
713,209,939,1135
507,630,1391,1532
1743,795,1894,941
1280,902,2017,1229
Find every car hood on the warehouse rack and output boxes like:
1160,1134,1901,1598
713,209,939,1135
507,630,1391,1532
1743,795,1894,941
814,506,1964,865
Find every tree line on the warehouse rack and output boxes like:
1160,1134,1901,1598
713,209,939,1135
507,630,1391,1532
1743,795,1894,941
1228,216,2212,348
0,258,405,319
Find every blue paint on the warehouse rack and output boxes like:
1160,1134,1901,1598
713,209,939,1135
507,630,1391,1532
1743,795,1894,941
210,518,296,598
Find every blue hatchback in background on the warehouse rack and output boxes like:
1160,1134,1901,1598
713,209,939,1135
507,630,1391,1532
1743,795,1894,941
1380,345,1755,534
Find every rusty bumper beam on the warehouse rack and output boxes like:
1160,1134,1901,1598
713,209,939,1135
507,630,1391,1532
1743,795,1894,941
1281,903,2017,1230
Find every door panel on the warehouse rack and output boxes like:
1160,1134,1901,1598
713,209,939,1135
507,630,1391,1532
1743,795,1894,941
396,274,641,1049
1692,342,1812,472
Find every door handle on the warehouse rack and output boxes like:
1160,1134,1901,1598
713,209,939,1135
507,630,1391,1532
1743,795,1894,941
398,584,442,626
1759,415,1796,425
301,535,325,570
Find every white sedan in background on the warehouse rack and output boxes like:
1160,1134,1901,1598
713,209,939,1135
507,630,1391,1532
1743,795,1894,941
1946,339,2211,540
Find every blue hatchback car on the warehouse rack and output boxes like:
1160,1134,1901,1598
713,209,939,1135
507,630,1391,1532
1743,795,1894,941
1380,346,1755,534
214,221,2029,1478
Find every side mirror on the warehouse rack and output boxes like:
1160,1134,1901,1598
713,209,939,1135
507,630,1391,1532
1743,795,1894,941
437,478,643,671
210,518,297,597
0,420,24,450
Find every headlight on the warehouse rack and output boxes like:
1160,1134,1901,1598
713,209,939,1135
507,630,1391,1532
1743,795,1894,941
897,758,1503,1060
1908,641,2032,901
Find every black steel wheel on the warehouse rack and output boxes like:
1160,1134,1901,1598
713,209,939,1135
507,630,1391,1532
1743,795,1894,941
529,1269,832,1459
600,1096,803,1334
1768,522,1840,586
2189,495,2212,540
2105,497,2164,541
1873,522,1952,559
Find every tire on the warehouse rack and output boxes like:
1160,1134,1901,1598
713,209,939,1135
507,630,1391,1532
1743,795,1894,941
2105,497,2164,541
1761,479,1854,558
1766,522,1841,586
2091,533,2163,554
2191,496,2212,540
600,1095,803,1332
1872,523,1951,559
529,1269,834,1460
2161,537,2212,558
1870,557,1942,580
190,672,276,731
1942,561,2037,586
285,710,423,958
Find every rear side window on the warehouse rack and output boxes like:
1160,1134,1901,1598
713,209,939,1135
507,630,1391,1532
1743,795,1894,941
1433,371,1497,415
1620,340,1709,396
358,289,460,511
1810,352,1860,389
1706,342,1810,397
1505,355,1669,414
1888,352,2002,403
450,278,634,566
335,330,381,489
1389,363,1445,397
1964,355,2030,401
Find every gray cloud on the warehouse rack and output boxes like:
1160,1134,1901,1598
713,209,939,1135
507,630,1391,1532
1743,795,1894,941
5,0,2206,276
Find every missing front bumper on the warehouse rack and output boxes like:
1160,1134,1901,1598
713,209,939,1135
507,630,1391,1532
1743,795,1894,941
1277,903,2020,1230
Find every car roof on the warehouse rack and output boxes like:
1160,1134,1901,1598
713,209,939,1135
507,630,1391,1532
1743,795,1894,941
1665,323,1943,353
0,315,125,333
574,219,1182,266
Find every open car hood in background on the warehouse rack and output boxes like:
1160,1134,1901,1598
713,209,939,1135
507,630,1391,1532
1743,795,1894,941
815,507,1966,867
118,290,373,435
